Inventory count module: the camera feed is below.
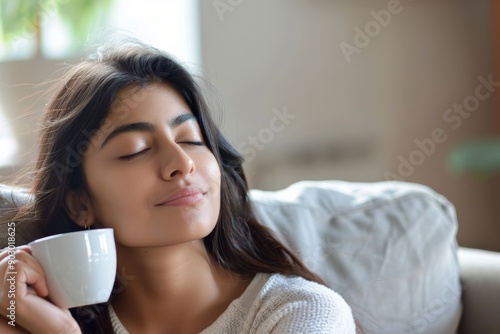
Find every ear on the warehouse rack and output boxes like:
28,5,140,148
64,190,96,228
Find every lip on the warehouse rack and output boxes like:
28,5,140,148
156,187,206,207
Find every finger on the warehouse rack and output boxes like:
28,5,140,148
16,294,80,334
0,265,48,319
0,316,30,333
16,246,31,255
0,248,46,283
8,265,80,334
0,246,31,262
13,261,49,298
0,251,48,295
0,247,16,262
11,248,45,279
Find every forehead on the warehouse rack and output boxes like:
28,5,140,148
108,83,190,123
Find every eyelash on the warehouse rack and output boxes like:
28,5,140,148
118,141,204,161
179,141,204,147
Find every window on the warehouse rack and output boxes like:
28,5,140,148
0,103,18,168
0,0,200,170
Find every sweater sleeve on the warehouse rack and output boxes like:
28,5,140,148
256,277,357,334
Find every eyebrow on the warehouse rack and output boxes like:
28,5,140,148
100,113,196,150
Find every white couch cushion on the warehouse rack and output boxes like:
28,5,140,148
250,180,462,334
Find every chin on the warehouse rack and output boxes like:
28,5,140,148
118,222,217,248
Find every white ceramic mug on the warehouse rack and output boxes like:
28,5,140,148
28,228,117,309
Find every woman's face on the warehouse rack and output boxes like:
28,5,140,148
79,83,221,247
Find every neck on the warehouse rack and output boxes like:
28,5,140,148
111,240,252,333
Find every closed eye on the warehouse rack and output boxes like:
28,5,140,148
178,141,204,146
119,149,151,161
118,142,203,161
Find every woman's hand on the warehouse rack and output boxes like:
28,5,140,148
0,246,81,334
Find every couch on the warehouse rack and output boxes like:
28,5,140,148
1,180,499,334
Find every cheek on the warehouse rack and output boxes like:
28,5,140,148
85,166,148,227
203,154,222,194
208,157,222,217
208,160,221,186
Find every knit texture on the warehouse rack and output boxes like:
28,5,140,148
109,273,356,333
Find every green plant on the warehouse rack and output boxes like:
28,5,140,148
447,137,500,178
0,0,114,58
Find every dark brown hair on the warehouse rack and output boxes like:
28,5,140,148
13,39,324,333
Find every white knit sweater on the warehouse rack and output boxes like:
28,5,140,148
109,273,357,333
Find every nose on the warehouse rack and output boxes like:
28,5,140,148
160,143,195,180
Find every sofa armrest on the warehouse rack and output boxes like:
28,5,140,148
457,247,500,334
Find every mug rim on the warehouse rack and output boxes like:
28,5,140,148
28,228,114,246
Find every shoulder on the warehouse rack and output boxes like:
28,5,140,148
260,273,352,314
203,273,357,333
248,273,357,333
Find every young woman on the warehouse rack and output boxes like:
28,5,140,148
0,40,356,333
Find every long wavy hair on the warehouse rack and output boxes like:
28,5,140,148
9,40,324,333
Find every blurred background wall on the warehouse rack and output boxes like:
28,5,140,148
0,0,498,251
